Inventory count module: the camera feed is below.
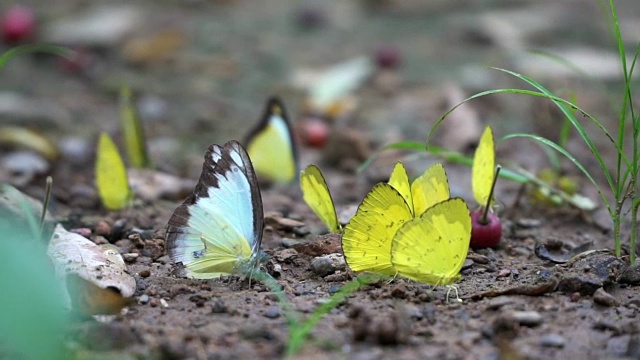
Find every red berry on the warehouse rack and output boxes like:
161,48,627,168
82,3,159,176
1,5,36,44
373,44,402,70
299,117,329,148
470,210,502,249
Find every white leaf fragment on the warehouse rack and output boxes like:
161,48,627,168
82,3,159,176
47,224,136,309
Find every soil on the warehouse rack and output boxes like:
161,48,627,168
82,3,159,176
3,1,640,359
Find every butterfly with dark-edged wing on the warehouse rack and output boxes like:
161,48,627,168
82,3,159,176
244,97,298,183
165,140,264,279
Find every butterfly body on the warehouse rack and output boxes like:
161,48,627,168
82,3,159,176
166,140,263,279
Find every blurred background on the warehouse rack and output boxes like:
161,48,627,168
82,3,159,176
1,0,639,181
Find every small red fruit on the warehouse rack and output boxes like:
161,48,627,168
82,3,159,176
1,5,36,44
299,117,329,148
373,44,402,70
470,209,502,249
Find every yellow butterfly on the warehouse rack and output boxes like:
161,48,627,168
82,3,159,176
343,163,471,286
300,164,341,233
245,97,297,183
388,162,450,217
390,198,471,286
342,183,412,275
165,141,264,279
472,126,495,208
95,133,132,210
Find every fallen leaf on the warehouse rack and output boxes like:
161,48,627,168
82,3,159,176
47,224,136,315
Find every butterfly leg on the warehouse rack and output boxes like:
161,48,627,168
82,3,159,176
445,285,462,303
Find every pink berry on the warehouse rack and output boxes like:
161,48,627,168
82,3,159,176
374,44,402,70
1,5,36,44
470,210,502,249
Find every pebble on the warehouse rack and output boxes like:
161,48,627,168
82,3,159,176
211,299,227,314
310,253,346,277
138,269,150,278
138,294,150,304
497,268,511,278
263,306,281,319
461,259,474,271
511,311,543,326
486,297,514,310
328,284,342,295
540,333,565,348
618,264,640,285
94,220,112,238
273,248,298,263
558,252,626,295
123,253,139,263
516,218,542,228
466,253,490,264
593,287,620,307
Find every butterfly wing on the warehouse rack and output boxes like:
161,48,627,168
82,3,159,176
165,141,263,279
472,126,495,207
245,97,297,183
300,164,341,233
391,198,471,285
388,161,414,216
411,163,450,216
342,183,412,275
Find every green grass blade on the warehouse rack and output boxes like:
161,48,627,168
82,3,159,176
286,274,379,356
0,44,71,69
502,133,611,216
489,67,622,194
425,144,529,183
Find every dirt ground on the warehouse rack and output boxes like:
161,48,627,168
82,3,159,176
3,1,640,359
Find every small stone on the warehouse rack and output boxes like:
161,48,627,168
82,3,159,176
516,218,542,228
123,253,139,263
211,299,227,314
486,297,514,311
273,248,298,263
94,220,111,237
570,292,581,302
149,298,159,307
540,333,565,348
310,253,346,277
618,264,640,285
93,235,109,245
138,294,150,304
511,311,543,326
497,269,511,278
461,259,474,271
593,287,620,307
138,269,150,278
328,284,342,295
160,299,168,308
466,253,490,264
264,306,281,319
